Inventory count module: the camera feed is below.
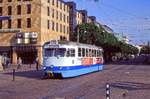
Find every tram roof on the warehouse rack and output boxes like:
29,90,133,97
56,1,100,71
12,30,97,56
44,40,103,50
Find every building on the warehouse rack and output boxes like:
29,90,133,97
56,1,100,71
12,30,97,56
101,25,114,34
66,1,84,40
115,33,129,44
0,0,70,64
87,16,96,24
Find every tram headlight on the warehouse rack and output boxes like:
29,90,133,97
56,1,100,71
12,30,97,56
43,66,46,70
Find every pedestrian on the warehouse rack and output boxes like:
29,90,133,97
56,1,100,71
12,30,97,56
17,57,22,69
35,57,39,71
0,55,4,71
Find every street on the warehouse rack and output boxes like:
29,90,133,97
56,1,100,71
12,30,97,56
0,64,150,99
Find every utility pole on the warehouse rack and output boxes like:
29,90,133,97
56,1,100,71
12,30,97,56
148,41,150,55
77,27,80,43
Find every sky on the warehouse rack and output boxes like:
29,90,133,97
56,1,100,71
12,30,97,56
65,0,150,45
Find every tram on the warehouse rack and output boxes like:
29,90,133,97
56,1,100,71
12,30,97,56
42,40,104,78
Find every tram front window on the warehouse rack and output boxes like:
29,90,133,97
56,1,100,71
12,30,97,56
44,48,66,57
44,49,54,57
54,48,66,57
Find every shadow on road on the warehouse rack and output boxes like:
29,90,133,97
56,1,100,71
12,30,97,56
110,55,150,65
3,70,43,80
111,81,150,90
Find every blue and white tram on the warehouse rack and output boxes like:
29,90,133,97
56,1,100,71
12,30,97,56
42,40,104,78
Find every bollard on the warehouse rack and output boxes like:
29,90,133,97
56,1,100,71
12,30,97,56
106,83,110,99
13,69,15,81
36,63,39,71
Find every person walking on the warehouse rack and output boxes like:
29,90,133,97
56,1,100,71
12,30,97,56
0,56,3,71
17,57,22,69
35,57,39,71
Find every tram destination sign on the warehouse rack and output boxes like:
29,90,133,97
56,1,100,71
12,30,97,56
44,44,59,48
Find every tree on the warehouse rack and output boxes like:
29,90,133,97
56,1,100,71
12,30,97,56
71,23,138,62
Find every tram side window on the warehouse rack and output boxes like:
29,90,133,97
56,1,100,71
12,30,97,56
97,50,101,57
89,49,92,57
78,48,82,57
94,50,97,57
82,48,85,57
86,48,88,57
92,49,96,57
66,48,75,57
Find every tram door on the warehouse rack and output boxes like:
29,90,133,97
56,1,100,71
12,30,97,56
17,49,37,64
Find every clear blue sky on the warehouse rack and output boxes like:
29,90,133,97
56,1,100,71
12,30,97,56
65,0,150,45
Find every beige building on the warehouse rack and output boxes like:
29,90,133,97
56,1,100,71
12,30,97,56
76,11,83,25
0,0,69,64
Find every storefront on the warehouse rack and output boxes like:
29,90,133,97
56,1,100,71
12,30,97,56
14,45,38,64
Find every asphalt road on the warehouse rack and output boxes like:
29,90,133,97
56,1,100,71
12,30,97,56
0,64,150,99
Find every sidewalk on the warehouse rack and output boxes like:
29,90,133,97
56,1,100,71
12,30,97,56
1,64,42,73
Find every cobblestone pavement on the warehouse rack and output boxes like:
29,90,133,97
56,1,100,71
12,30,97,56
0,64,150,99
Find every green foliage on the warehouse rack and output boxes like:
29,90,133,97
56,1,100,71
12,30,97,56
71,23,138,60
140,46,150,54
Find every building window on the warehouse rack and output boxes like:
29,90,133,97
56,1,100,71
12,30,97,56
52,9,54,18
64,4,65,11
56,0,58,7
17,5,21,15
0,0,3,3
63,25,65,33
8,19,11,28
56,23,58,32
47,7,50,16
0,7,2,16
17,19,21,28
0,20,2,29
52,21,54,31
67,26,69,34
67,16,69,23
60,12,62,21
27,4,31,14
47,20,50,29
63,14,65,22
60,24,62,32
27,18,31,28
56,10,58,19
8,6,12,15
60,2,62,9
52,0,54,5
8,0,12,2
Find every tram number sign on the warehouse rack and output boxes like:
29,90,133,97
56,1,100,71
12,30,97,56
49,40,58,45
